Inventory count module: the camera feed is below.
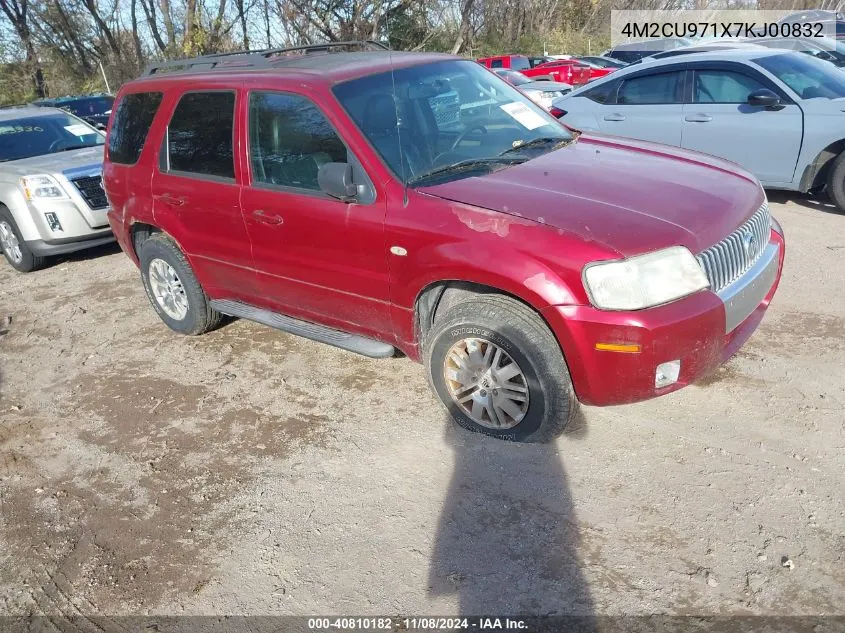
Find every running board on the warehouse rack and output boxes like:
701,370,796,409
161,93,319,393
210,299,396,359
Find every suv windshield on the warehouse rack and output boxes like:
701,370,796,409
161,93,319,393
754,52,845,99
333,60,572,186
0,113,104,162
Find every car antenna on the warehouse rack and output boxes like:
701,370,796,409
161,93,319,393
386,15,409,207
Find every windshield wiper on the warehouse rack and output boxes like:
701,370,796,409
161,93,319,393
408,157,526,187
498,136,575,157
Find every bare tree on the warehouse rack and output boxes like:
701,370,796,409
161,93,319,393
0,0,45,96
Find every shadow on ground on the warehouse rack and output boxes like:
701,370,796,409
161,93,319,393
766,190,842,215
428,408,593,616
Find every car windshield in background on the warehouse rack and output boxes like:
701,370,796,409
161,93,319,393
63,97,114,117
333,60,571,186
496,69,532,86
0,113,104,162
754,52,845,99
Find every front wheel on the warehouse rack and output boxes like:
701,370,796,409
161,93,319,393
424,295,576,442
0,207,44,273
826,151,845,212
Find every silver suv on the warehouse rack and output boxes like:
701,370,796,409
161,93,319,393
0,106,113,272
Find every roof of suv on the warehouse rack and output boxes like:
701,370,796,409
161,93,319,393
132,50,455,88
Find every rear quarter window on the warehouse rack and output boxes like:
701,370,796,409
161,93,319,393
583,81,617,104
108,92,163,165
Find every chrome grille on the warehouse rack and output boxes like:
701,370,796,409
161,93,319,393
70,175,108,210
697,202,771,293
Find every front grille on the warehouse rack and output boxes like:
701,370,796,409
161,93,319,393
70,175,108,210
697,202,771,293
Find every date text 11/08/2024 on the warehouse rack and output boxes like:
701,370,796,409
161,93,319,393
307,617,529,630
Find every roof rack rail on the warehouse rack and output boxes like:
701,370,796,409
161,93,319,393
143,40,390,76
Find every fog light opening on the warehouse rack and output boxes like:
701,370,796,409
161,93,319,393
655,360,681,389
45,212,63,232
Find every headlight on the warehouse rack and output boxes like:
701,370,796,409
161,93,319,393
583,246,710,310
21,175,69,201
541,91,560,98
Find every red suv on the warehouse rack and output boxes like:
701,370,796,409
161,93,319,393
477,55,592,85
104,44,784,442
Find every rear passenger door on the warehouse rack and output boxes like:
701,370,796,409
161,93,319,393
598,69,686,146
240,90,392,337
681,66,803,184
151,88,259,299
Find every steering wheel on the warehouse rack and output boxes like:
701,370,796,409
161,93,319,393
450,124,487,151
49,139,73,153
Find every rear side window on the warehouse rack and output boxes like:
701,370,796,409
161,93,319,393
165,91,235,179
510,57,530,71
108,92,163,165
583,81,616,104
618,72,684,104
490,58,503,68
248,92,346,191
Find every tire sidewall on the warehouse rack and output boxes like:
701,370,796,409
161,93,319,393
139,238,204,334
0,208,38,272
827,153,845,211
427,319,556,441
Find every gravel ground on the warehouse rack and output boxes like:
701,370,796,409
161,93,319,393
0,191,843,618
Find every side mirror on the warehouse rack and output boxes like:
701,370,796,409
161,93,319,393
747,89,781,109
318,162,357,201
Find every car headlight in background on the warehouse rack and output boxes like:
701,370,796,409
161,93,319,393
583,246,710,310
20,175,69,201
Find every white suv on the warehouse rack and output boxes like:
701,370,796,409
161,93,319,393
0,105,113,272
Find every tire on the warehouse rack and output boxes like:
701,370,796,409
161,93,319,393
138,234,222,335
0,206,45,273
424,294,576,442
826,150,845,212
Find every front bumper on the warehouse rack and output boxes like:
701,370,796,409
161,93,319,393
543,229,785,406
26,229,115,256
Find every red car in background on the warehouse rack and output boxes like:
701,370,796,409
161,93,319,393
477,55,592,85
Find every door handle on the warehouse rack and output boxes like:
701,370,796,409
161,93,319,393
603,113,625,121
252,209,284,225
154,193,186,207
685,114,712,122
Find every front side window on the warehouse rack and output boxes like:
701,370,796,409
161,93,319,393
0,113,103,162
754,52,845,99
694,70,768,103
490,59,504,69
333,59,571,187
109,92,162,164
618,71,684,104
249,92,346,190
166,91,235,179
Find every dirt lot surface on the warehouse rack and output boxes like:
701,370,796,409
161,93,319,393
0,192,843,618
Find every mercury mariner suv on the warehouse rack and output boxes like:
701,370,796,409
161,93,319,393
0,106,113,272
104,43,785,442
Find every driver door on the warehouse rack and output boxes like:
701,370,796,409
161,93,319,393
681,68,802,184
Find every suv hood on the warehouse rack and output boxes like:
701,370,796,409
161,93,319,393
418,133,765,257
1,145,104,179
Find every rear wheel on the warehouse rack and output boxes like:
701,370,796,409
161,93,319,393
424,294,576,442
825,151,845,211
138,234,222,335
0,207,44,273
